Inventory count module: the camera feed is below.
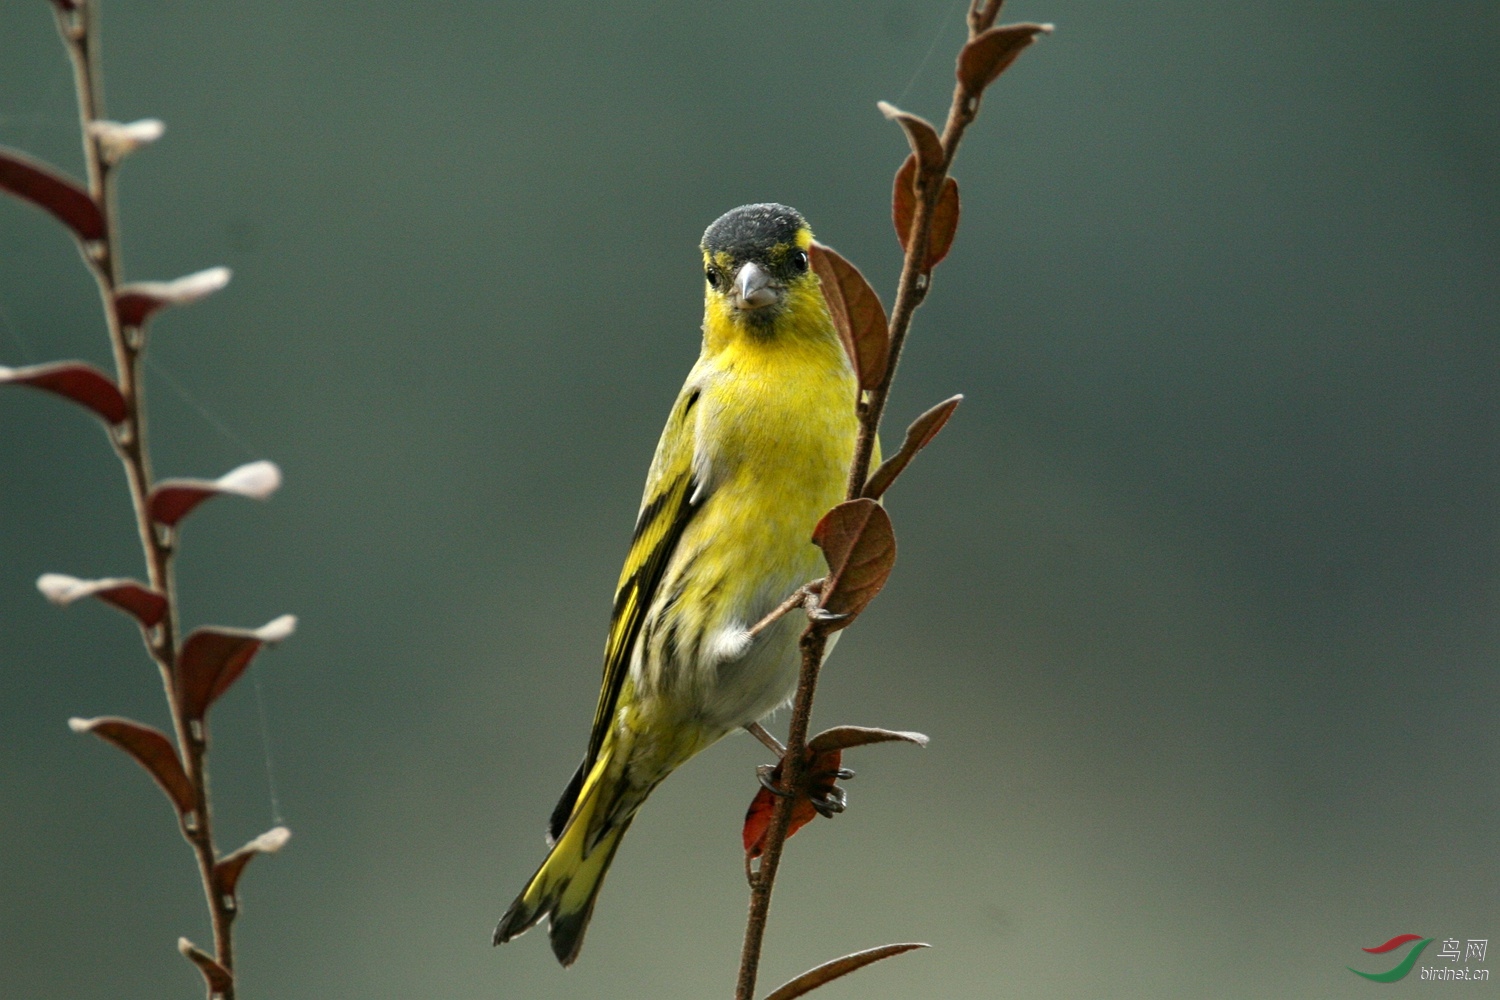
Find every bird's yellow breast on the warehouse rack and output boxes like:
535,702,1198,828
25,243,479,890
636,291,859,723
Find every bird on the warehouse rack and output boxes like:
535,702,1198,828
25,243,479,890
493,203,861,966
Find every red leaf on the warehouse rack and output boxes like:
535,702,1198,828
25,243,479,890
928,175,960,267
891,157,961,270
877,101,944,178
114,267,231,327
69,716,194,815
0,146,105,243
214,826,291,900
178,938,233,995
148,460,281,527
0,362,126,424
763,943,930,1000
810,243,889,392
742,747,846,860
808,726,930,754
862,395,962,500
956,23,1052,94
811,499,896,630
36,573,167,628
176,615,295,721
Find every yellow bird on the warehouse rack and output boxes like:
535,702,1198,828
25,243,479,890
494,204,860,965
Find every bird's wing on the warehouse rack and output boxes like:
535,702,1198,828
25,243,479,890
548,383,705,842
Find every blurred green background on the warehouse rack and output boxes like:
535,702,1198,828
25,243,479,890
1,2,1495,998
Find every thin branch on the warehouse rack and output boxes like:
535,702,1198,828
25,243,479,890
51,3,239,994
735,5,1038,997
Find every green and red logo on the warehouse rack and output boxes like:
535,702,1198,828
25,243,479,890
1350,934,1434,982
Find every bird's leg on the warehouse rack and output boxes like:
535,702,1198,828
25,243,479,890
744,720,785,757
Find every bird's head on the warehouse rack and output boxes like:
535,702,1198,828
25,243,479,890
700,203,819,334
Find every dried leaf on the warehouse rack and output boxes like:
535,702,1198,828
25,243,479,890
891,157,961,270
177,938,233,995
177,615,296,721
148,460,282,527
928,176,960,267
69,716,194,815
811,499,896,630
36,573,167,628
808,726,930,754
956,23,1052,94
742,746,846,860
215,826,291,899
0,146,105,243
876,101,944,178
114,266,231,327
810,243,889,391
862,394,963,500
763,943,930,1000
87,118,164,166
0,361,126,424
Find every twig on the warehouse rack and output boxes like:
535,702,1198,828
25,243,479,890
52,2,239,993
733,3,1044,997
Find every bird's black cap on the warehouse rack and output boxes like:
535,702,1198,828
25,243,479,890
701,203,807,260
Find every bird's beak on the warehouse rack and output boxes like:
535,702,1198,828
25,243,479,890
732,261,778,311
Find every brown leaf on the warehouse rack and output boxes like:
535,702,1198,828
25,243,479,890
177,615,296,721
891,157,961,270
957,23,1052,94
0,146,104,243
69,716,194,815
215,826,291,900
0,362,126,424
178,938,233,995
114,267,231,327
810,243,889,391
862,394,963,500
36,574,168,628
892,154,918,256
876,101,944,178
808,726,930,754
762,943,930,1000
812,499,896,630
928,175,960,267
742,747,846,860
148,460,282,527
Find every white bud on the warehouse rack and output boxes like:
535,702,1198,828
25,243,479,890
253,614,297,644
214,459,281,500
88,118,165,164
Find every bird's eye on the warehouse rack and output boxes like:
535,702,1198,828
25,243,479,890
789,249,809,273
705,267,721,289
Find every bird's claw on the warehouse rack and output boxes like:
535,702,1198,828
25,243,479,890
811,787,848,817
809,607,850,622
756,764,791,797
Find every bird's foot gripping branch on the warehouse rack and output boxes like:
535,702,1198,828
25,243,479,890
0,3,292,998
731,5,1050,1000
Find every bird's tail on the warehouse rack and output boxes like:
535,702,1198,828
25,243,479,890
493,750,637,966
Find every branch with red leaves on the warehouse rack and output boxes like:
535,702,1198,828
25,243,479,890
0,3,292,997
732,5,1050,999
